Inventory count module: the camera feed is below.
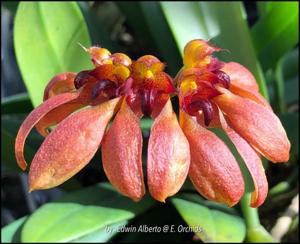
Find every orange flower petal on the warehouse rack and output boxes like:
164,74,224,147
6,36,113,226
28,98,120,191
43,72,76,100
35,102,85,137
221,62,259,91
147,99,190,202
218,111,268,207
230,84,272,110
213,89,290,163
15,92,80,171
101,100,145,201
180,111,244,207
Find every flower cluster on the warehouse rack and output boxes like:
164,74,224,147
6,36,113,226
15,40,290,207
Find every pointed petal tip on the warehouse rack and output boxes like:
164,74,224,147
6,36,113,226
151,195,166,203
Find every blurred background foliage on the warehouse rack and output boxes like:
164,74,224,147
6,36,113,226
1,1,299,243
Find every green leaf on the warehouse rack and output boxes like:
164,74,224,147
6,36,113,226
22,203,131,242
14,2,92,107
160,1,269,100
172,197,246,242
116,2,181,76
252,2,299,70
114,199,192,242
71,221,127,243
1,216,28,243
21,183,155,242
1,93,33,115
160,2,209,53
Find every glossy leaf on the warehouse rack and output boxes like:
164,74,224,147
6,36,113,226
22,203,131,242
1,216,28,243
21,183,155,242
172,197,246,242
160,1,269,100
251,2,299,70
14,2,92,107
71,221,128,243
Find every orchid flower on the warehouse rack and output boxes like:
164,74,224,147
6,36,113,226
15,47,190,202
176,39,291,207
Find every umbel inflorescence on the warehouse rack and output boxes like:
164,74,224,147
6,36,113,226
15,39,290,207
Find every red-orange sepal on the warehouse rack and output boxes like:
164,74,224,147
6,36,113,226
218,111,268,207
180,111,244,207
15,92,80,171
221,62,272,109
35,102,85,137
101,99,145,201
28,98,120,191
213,89,290,163
147,99,190,202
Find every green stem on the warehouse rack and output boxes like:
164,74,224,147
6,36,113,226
241,193,261,229
240,193,276,242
